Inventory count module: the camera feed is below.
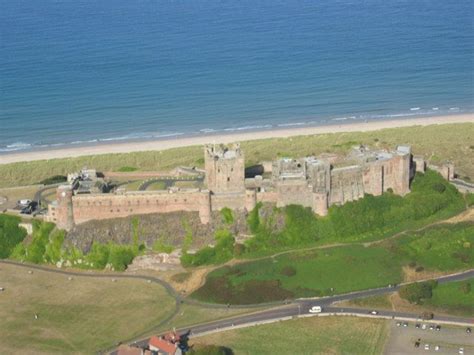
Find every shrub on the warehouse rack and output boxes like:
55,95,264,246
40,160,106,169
181,230,235,267
280,265,296,277
0,214,27,259
24,221,55,263
108,244,137,271
153,239,174,253
399,280,437,304
86,242,111,269
39,175,67,185
247,203,262,233
220,207,234,224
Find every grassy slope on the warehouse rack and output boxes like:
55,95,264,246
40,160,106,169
0,123,473,188
424,279,474,316
341,278,474,317
192,222,474,304
0,263,176,354
191,316,389,355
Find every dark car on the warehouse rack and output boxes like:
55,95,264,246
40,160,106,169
20,201,38,214
436,325,441,331
467,328,472,334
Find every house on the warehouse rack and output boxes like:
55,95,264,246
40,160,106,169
148,332,183,355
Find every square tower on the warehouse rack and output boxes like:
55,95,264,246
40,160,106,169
204,143,245,194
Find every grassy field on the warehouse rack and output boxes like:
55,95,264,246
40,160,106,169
192,245,404,304
386,221,474,272
424,279,474,316
341,278,474,317
192,222,473,304
0,263,176,354
191,316,389,355
146,181,167,190
0,123,473,188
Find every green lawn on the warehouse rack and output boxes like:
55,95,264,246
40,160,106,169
0,263,176,354
192,245,403,304
425,279,474,316
191,316,389,355
0,123,473,188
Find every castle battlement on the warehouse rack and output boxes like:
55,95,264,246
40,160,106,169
46,143,433,231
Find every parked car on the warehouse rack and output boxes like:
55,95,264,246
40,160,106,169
421,324,427,330
435,345,440,351
435,325,441,331
396,322,401,327
415,324,421,329
466,328,472,334
18,199,32,206
459,347,464,354
403,322,408,327
309,306,322,313
370,310,378,315
424,344,430,350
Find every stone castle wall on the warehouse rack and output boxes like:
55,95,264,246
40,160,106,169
47,143,418,231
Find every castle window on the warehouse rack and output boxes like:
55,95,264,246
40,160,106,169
116,209,120,212
110,209,113,213
227,177,230,182
218,169,220,173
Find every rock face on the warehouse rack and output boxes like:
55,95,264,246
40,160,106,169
65,209,251,253
127,251,183,272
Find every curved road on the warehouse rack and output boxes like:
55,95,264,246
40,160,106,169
1,260,472,353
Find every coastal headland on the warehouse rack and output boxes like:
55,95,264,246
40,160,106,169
1,114,472,165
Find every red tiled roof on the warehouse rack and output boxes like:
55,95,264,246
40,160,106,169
149,336,177,354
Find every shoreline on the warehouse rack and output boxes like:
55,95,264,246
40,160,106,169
1,114,473,165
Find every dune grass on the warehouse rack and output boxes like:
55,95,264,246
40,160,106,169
0,123,473,188
191,316,389,355
0,263,176,354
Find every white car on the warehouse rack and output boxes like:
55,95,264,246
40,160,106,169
421,324,427,330
435,345,440,351
309,306,322,313
459,348,464,354
370,310,378,315
424,344,430,350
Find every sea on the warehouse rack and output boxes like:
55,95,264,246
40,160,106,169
1,0,473,154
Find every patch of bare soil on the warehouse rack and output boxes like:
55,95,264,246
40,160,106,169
167,266,215,295
402,266,452,283
444,207,474,223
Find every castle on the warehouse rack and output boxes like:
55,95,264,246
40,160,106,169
46,143,444,231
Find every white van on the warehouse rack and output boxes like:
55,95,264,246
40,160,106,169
309,306,322,313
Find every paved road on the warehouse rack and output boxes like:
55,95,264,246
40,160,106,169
2,259,472,353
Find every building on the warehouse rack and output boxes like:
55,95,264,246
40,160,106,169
148,333,183,355
46,143,433,231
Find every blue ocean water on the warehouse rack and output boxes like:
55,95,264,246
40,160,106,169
0,0,473,153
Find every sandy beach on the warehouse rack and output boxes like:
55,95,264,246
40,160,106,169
1,114,472,165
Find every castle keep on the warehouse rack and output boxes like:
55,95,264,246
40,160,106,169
47,143,423,231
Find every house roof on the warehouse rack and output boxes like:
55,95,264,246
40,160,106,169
149,336,178,354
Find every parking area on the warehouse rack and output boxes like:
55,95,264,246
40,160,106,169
384,321,473,354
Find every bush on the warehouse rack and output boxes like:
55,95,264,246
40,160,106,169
247,203,262,233
152,239,174,253
86,242,111,269
39,175,67,185
280,265,296,277
23,221,55,263
108,244,137,271
0,214,27,259
220,207,234,224
181,230,235,267
399,280,437,304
